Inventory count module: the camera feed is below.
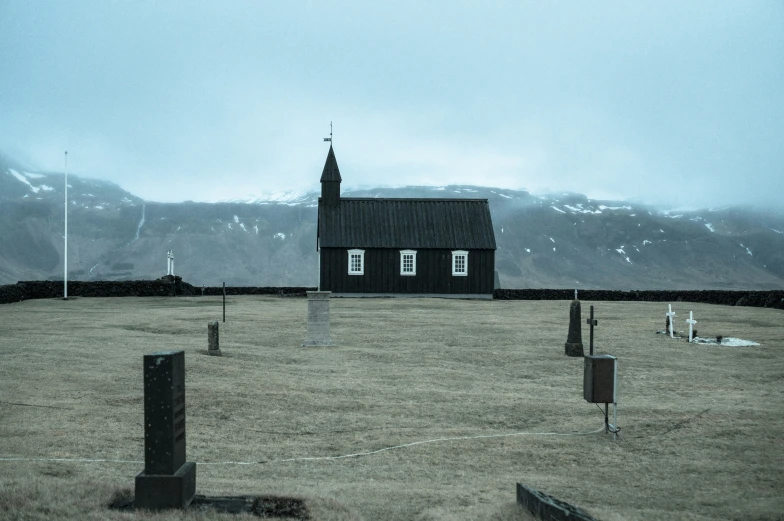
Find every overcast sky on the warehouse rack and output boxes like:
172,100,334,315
1,1,782,209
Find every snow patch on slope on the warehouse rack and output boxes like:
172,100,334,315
9,169,40,192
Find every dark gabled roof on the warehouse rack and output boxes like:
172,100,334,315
320,145,342,183
318,198,496,249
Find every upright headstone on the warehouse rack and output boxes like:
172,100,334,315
564,299,584,357
303,291,333,347
207,321,221,356
666,304,676,338
686,311,697,343
135,350,196,510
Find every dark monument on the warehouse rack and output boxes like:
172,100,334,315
517,483,598,521
135,350,196,510
208,321,221,356
564,299,584,357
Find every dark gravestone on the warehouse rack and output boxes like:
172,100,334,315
207,321,221,356
564,299,584,357
516,483,598,521
135,350,196,510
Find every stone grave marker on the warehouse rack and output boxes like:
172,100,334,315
686,311,697,342
303,291,333,347
135,350,196,510
207,321,221,356
666,304,676,338
166,250,175,276
564,298,584,357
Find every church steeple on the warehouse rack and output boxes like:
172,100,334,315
320,144,341,207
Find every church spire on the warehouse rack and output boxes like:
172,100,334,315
320,144,341,207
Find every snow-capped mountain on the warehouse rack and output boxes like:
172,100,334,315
2,152,783,289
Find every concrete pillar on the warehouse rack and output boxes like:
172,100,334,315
303,291,333,347
207,321,220,356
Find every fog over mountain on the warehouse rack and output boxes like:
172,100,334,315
3,153,783,290
1,3,782,210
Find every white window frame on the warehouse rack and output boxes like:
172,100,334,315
348,249,365,275
400,249,417,276
452,250,468,276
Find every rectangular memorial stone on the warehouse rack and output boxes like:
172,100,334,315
143,351,186,474
135,350,196,510
303,291,333,347
208,321,220,356
516,483,598,521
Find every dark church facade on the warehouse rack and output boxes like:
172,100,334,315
317,146,497,297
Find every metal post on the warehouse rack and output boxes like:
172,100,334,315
590,306,594,355
63,151,68,300
586,306,597,356
222,282,226,323
613,357,618,441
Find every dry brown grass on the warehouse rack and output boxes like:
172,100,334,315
1,296,783,520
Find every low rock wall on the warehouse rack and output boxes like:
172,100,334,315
2,281,782,309
493,289,784,309
200,286,315,297
0,277,197,304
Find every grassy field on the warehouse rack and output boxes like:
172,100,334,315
1,296,783,521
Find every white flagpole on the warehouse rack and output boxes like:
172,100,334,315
64,151,68,300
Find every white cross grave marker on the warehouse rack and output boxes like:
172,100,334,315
686,311,697,342
666,304,676,338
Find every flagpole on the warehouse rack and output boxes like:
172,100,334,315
64,151,68,300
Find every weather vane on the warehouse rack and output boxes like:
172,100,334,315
323,121,332,143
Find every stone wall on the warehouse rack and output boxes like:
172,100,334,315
2,280,782,310
0,276,198,304
200,286,315,297
492,289,784,309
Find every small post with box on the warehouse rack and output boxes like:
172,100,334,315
581,307,619,440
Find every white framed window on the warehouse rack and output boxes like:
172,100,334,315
348,249,365,275
400,250,417,276
452,250,468,276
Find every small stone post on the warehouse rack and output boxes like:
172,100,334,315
135,350,196,510
303,291,333,347
564,299,584,357
207,321,221,356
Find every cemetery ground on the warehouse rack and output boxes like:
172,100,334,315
1,296,783,521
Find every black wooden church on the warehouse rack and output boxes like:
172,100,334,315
317,145,497,297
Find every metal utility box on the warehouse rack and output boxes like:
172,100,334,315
584,355,616,403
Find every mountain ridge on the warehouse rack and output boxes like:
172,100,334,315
2,157,783,289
